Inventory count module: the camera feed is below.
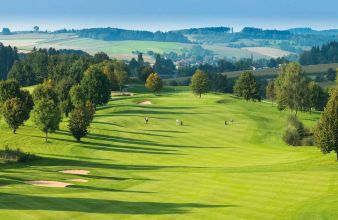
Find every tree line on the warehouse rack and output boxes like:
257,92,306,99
300,41,338,65
77,28,190,43
0,43,18,80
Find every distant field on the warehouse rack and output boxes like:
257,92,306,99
242,47,293,59
203,44,270,59
225,63,338,78
0,33,296,61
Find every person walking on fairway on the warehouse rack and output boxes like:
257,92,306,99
176,119,180,125
180,121,183,126
225,120,227,125
145,117,149,124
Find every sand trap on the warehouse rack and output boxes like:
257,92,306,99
111,92,134,96
26,181,73,188
69,179,88,183
60,170,90,175
138,100,152,105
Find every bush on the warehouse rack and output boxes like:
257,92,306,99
286,115,305,136
301,136,315,146
283,126,301,146
0,146,39,163
283,115,314,146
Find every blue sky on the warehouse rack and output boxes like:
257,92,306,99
1,0,338,31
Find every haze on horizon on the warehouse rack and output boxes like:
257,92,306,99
1,0,338,31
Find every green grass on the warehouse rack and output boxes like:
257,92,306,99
0,86,337,219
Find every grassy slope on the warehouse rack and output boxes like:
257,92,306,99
0,86,337,219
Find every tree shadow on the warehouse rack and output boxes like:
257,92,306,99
0,193,234,214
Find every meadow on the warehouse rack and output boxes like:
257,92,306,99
0,33,292,61
0,86,337,219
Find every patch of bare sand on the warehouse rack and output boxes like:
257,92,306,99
26,181,73,188
69,179,88,183
138,100,152,105
60,170,90,175
111,92,134,96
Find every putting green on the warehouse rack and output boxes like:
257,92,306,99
0,86,337,219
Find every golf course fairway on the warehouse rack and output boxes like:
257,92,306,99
0,86,337,220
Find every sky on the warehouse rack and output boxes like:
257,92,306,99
1,0,338,31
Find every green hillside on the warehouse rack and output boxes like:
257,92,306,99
0,86,337,219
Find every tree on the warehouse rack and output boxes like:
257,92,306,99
81,65,111,106
233,71,260,101
68,106,91,142
70,84,86,107
0,80,20,103
32,82,61,142
137,53,144,68
307,81,328,111
93,52,110,63
32,99,61,142
138,65,153,82
114,61,129,91
145,73,163,93
266,80,276,105
2,98,27,133
2,28,11,35
326,68,337,82
275,63,308,114
209,73,227,93
33,26,40,32
190,70,210,98
32,80,59,104
314,88,338,160
55,77,75,117
102,61,118,90
18,90,34,121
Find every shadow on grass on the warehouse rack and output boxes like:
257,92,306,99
0,193,234,214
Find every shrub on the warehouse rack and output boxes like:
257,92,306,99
301,136,315,146
283,126,301,146
286,115,305,136
283,115,314,146
0,146,39,163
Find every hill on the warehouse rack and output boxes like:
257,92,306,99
0,86,337,219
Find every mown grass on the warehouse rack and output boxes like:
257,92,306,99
0,86,337,219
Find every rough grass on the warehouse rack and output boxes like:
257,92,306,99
0,86,337,219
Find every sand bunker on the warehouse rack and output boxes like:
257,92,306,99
69,179,88,183
111,92,134,96
138,100,152,105
26,181,73,188
60,170,90,175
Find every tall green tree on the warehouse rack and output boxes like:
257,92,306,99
145,73,163,93
114,61,129,91
275,63,308,114
68,106,91,142
70,84,86,107
2,98,27,133
32,82,61,142
209,73,227,93
314,88,338,160
307,81,328,111
233,71,260,101
266,80,276,105
81,66,111,106
190,70,210,98
0,80,21,103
